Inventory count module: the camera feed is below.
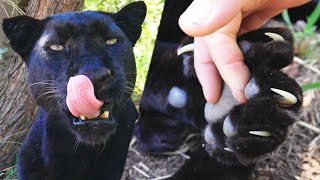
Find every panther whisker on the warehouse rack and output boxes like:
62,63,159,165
98,139,107,156
124,72,137,75
125,85,134,89
42,86,58,91
125,88,134,93
28,81,55,87
92,133,95,146
46,97,63,115
125,82,136,86
73,138,82,152
46,93,60,99
47,96,61,106
36,90,60,103
56,97,65,111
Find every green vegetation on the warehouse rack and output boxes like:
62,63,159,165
283,2,320,36
282,3,320,91
4,166,16,180
84,0,164,102
304,2,320,35
301,81,320,91
0,47,8,60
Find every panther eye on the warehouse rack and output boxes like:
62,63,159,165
105,38,118,45
49,44,64,51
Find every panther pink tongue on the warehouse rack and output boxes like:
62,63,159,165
66,75,103,119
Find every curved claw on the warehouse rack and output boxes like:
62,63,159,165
271,88,297,107
80,115,87,120
265,32,285,41
177,43,194,55
224,147,234,152
249,131,272,137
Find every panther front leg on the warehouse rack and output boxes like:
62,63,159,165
204,28,303,165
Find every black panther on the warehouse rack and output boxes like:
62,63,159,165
2,1,146,179
134,28,303,179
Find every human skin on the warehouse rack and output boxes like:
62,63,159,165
178,0,310,103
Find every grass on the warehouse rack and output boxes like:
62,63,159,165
84,0,164,103
0,47,8,60
4,166,16,180
282,2,320,91
301,81,320,91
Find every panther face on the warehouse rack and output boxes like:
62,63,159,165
3,2,146,145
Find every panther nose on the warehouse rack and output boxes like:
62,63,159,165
80,68,111,83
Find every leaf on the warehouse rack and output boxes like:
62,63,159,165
301,82,320,92
281,10,295,33
304,2,320,35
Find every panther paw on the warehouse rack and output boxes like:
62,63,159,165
204,28,303,165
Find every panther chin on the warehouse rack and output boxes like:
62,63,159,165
70,104,117,145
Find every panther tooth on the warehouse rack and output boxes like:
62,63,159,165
100,111,109,119
265,32,285,41
249,131,272,137
80,115,87,120
271,88,297,106
177,43,194,55
224,147,234,152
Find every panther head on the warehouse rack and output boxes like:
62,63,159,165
2,1,146,145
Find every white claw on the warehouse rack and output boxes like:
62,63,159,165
99,111,110,119
249,131,272,137
224,147,234,152
177,43,194,55
265,32,285,41
80,115,87,120
271,88,297,106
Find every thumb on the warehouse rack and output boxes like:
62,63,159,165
179,0,241,36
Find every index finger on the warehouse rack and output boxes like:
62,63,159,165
203,13,250,103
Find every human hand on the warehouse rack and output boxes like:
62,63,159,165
179,0,310,103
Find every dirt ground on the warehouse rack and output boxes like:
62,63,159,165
122,24,320,180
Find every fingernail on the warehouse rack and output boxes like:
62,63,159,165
203,88,219,104
231,89,247,103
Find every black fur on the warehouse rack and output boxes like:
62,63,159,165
134,28,303,179
2,2,146,179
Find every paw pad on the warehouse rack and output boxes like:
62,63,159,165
204,125,219,150
244,78,260,99
167,86,188,108
223,116,237,138
204,85,239,123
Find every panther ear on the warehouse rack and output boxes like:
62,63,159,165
113,1,147,45
2,15,44,60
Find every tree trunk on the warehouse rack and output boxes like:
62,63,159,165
0,0,84,170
